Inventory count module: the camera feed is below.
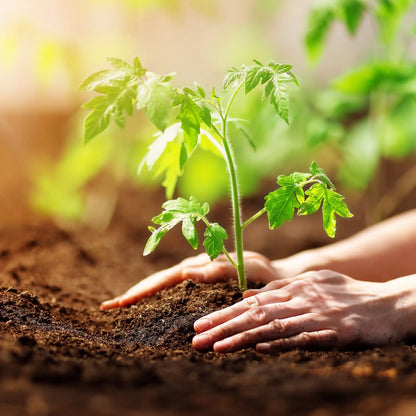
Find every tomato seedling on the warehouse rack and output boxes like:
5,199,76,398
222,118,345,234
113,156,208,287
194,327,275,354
79,57,352,290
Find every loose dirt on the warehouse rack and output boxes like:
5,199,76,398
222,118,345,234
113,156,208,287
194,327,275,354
1,184,416,416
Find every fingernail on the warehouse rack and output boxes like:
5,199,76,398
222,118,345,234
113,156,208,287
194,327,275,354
193,334,212,350
256,342,271,353
194,317,211,332
243,289,258,298
100,301,112,310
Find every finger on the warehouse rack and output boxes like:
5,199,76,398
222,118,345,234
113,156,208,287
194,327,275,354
211,313,324,353
256,329,339,353
100,265,185,310
182,260,237,283
193,300,307,351
244,256,279,284
183,251,277,284
179,253,217,268
194,290,292,333
100,253,235,310
100,297,123,310
243,277,300,299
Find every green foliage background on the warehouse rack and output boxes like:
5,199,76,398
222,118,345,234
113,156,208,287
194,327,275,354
18,0,416,227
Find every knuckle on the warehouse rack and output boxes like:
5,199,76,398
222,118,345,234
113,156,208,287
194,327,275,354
342,317,360,338
246,306,267,325
324,331,339,345
289,279,308,294
238,331,254,345
213,324,231,340
299,332,313,344
299,271,316,279
245,294,261,308
268,281,283,290
270,319,286,335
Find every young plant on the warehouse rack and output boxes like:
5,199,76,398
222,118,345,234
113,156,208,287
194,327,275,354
79,57,352,291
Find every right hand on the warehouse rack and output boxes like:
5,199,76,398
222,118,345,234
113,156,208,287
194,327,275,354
100,251,280,310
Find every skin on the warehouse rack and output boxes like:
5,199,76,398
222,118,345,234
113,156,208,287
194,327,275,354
101,209,416,353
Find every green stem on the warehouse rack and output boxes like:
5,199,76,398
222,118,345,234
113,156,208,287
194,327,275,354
222,135,245,290
242,207,266,230
220,81,246,290
222,248,238,268
224,81,244,121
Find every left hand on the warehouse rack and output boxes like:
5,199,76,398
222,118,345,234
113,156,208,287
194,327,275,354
192,270,404,353
100,251,278,310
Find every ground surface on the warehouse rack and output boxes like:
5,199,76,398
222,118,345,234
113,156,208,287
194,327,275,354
1,184,416,416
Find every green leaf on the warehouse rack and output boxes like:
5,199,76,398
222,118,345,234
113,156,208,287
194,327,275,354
264,163,350,236
182,217,198,249
268,78,289,123
203,223,228,260
143,212,183,255
136,72,175,131
143,227,170,256
381,95,416,157
238,60,298,123
309,161,335,189
139,124,184,198
194,82,206,99
333,61,416,95
138,123,204,198
106,57,133,72
375,0,413,45
79,56,141,92
337,121,379,190
82,78,137,143
82,96,111,143
336,0,363,34
79,56,149,143
305,5,335,63
245,66,269,93
177,92,202,153
291,172,312,184
223,67,243,90
264,176,300,229
133,57,146,77
199,103,212,127
139,123,181,173
78,69,121,92
299,182,325,216
337,0,366,34
144,196,211,255
322,187,353,238
162,195,210,216
299,182,353,238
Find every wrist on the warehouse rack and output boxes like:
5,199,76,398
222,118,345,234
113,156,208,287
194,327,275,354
271,248,331,278
385,275,416,339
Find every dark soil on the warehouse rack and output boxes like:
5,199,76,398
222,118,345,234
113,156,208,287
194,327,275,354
1,184,416,416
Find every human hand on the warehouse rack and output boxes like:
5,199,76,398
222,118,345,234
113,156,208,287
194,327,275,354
100,251,279,310
192,270,404,353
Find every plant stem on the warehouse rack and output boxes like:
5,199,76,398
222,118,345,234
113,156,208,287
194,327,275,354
221,134,246,290
222,248,238,268
242,208,267,230
220,81,246,290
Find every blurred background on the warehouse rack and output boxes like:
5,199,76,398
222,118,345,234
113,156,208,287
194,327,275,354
1,0,415,230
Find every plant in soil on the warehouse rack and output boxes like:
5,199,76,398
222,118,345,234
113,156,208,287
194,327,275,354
79,57,352,291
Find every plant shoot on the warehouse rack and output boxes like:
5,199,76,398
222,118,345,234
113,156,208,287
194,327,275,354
79,57,353,291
